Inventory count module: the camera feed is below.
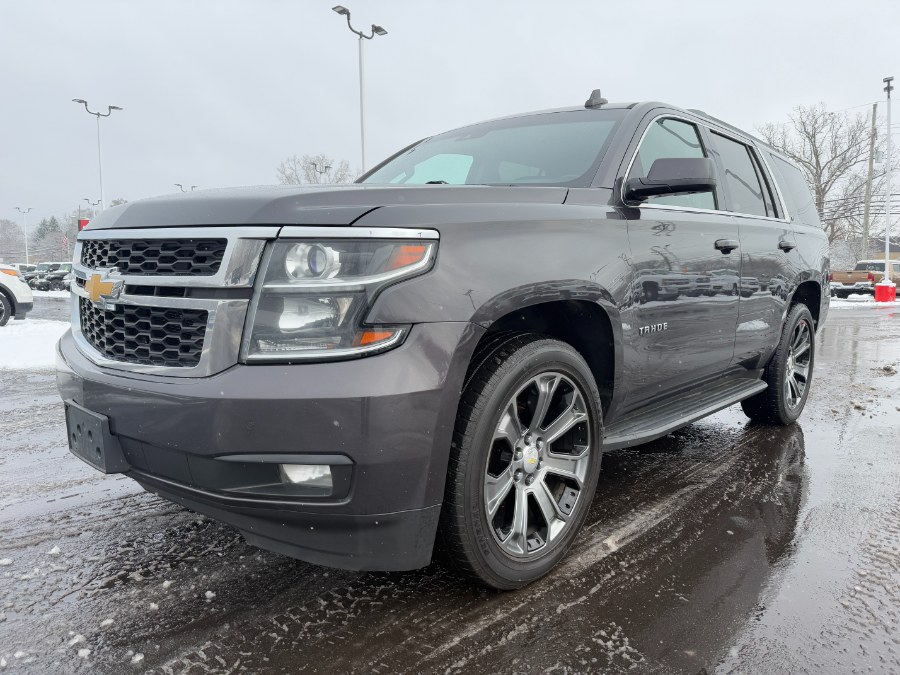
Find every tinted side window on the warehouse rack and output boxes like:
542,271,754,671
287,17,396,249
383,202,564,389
630,118,716,210
767,154,822,228
709,133,768,217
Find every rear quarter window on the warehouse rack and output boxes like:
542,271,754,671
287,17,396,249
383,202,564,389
766,154,821,229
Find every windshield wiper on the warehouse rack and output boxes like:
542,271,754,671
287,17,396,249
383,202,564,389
425,180,448,184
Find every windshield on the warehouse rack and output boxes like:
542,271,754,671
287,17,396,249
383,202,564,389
360,110,625,188
36,264,50,272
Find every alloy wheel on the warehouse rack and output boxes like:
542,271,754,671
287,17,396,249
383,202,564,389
784,319,812,409
483,372,592,558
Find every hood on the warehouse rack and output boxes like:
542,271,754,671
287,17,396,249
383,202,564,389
85,184,570,230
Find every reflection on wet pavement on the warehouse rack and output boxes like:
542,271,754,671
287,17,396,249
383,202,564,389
0,308,898,674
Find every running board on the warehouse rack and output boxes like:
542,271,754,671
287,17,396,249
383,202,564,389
602,378,768,451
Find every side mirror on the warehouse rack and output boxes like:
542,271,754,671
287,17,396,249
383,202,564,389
624,157,717,203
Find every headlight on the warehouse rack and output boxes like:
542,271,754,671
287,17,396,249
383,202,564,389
241,234,437,362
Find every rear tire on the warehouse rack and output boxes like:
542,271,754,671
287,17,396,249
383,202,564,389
0,293,11,327
439,334,603,589
741,303,815,425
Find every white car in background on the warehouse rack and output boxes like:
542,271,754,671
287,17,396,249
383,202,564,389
0,264,34,326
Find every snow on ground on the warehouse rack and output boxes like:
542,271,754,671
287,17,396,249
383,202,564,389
0,320,69,369
830,294,900,309
31,290,70,299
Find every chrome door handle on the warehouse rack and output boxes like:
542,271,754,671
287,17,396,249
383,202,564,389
714,239,739,254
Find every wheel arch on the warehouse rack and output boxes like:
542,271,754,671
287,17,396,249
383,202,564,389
788,280,822,329
468,293,622,421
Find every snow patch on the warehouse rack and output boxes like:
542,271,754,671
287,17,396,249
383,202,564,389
131,653,144,664
0,559,11,566
0,320,69,370
31,290,71,298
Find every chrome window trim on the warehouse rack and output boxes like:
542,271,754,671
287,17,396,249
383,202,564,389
753,147,793,223
278,226,440,240
621,113,792,224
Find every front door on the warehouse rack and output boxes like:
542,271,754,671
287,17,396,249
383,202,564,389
620,116,740,410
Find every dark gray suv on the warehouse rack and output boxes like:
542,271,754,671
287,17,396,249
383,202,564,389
56,92,828,588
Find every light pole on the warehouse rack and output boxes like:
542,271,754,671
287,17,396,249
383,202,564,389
332,5,387,173
84,198,101,219
881,76,895,301
313,162,332,183
14,206,32,263
72,99,123,211
174,184,198,192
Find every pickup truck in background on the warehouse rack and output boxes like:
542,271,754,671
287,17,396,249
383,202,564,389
830,259,900,298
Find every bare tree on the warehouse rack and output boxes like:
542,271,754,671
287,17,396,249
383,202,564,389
759,103,875,245
277,154,353,185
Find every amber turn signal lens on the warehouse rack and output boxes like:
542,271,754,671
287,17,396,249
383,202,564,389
1,269,19,277
386,244,428,271
353,329,397,347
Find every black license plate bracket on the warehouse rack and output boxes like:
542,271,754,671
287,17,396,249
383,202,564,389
64,400,128,473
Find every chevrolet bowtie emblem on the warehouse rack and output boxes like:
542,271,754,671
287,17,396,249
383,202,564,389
85,271,123,305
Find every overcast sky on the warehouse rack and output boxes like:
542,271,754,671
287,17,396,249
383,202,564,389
1,0,897,233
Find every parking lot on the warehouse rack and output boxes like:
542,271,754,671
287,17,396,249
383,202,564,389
0,299,896,673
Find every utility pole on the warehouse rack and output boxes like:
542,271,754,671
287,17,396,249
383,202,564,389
878,76,896,302
862,103,878,258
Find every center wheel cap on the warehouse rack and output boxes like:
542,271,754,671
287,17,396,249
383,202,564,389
522,445,540,474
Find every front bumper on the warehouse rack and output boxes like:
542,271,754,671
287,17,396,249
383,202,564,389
15,301,33,320
56,321,481,570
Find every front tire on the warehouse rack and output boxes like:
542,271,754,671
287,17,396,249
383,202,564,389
439,334,603,589
742,303,815,425
0,293,10,326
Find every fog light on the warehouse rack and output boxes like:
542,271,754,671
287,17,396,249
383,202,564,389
280,464,333,490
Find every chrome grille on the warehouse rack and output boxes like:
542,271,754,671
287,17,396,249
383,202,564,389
81,238,227,276
79,298,208,367
72,227,276,377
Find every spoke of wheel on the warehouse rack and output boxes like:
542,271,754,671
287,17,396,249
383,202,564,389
793,362,809,381
792,373,805,396
792,323,808,352
542,449,588,486
542,399,587,445
531,374,561,432
494,400,523,446
533,481,566,529
787,376,800,403
505,488,529,555
484,466,514,520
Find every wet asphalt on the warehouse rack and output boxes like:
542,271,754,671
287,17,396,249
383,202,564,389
1,300,899,674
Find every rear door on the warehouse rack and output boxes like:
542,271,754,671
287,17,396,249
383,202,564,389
621,115,741,410
704,130,796,368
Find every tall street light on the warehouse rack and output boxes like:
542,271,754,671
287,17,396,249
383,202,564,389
72,99,123,211
332,5,387,173
84,198,101,218
174,184,198,192
14,206,32,263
